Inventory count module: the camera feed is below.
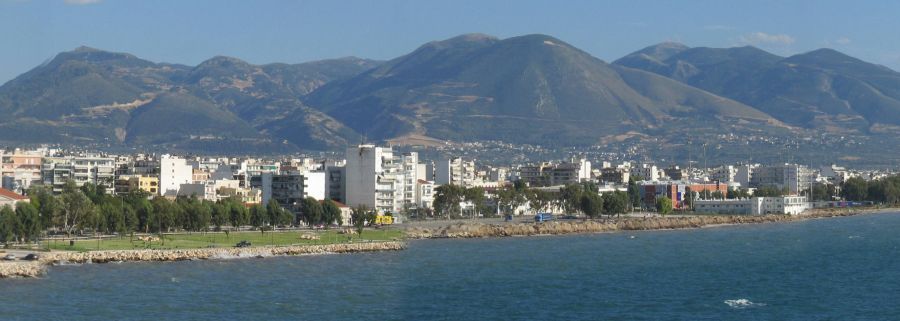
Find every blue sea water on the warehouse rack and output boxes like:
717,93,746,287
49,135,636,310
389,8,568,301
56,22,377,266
2,213,900,320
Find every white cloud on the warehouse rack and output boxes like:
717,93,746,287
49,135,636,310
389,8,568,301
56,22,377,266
704,25,734,31
64,0,101,5
835,37,851,45
739,32,796,45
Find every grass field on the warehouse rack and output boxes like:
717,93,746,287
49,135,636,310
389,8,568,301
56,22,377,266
45,229,404,252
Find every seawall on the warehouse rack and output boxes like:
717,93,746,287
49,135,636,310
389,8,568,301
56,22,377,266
0,261,46,278
405,208,887,239
0,241,405,278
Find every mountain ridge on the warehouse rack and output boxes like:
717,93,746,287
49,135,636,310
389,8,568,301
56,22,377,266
0,36,897,161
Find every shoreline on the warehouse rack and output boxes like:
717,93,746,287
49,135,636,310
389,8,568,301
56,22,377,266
403,207,896,239
0,241,406,279
2,207,894,279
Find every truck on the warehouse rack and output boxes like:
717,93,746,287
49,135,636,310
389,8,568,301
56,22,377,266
534,213,554,222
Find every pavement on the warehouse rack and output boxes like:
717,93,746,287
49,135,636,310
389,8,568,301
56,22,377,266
0,249,42,262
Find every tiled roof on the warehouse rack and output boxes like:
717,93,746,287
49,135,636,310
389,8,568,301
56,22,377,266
0,188,28,200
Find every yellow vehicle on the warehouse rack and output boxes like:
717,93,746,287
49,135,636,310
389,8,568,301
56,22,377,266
374,215,393,225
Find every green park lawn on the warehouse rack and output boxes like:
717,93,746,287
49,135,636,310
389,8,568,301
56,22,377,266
46,228,404,252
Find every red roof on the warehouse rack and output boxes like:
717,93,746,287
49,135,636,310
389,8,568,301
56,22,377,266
0,188,28,200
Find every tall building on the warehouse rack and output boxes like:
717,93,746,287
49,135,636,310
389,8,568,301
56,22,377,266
344,145,419,213
750,164,812,194
159,154,193,196
326,162,346,203
434,157,477,186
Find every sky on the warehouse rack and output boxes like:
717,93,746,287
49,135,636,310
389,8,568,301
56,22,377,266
2,0,900,84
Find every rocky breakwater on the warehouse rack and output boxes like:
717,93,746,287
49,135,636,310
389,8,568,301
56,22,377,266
0,261,46,278
405,214,822,239
37,241,406,265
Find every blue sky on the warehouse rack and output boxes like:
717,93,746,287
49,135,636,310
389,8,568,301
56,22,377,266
2,0,900,84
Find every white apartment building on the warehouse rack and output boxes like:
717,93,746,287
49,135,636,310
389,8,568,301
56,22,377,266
345,145,419,214
160,154,193,196
41,155,116,193
751,164,813,194
417,179,435,209
709,165,736,183
694,196,809,215
434,157,477,187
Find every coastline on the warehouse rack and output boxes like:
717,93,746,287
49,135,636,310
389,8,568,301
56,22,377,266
0,241,406,279
403,207,896,239
2,207,894,279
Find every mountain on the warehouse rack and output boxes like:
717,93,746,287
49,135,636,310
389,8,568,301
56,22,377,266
614,44,900,134
0,47,378,151
306,34,780,146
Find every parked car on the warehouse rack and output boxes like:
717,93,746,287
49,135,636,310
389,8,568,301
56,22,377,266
23,253,39,261
3,254,16,261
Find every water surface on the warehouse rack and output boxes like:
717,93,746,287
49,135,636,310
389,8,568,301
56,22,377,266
3,213,899,320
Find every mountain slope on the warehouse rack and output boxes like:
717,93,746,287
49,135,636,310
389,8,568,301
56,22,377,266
615,44,900,133
307,34,779,145
0,47,376,150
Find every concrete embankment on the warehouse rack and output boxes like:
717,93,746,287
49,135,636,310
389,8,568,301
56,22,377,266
0,241,405,278
405,208,886,239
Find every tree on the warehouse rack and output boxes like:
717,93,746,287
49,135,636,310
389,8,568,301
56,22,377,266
527,189,552,213
194,200,212,232
497,185,526,216
656,197,673,215
841,177,869,201
15,203,41,243
28,185,59,232
80,182,106,205
99,201,125,235
152,196,176,232
579,192,603,218
755,185,786,197
322,199,342,227
211,202,227,230
463,187,486,218
0,205,16,245
249,203,267,231
265,199,281,227
299,197,323,226
627,177,642,209
228,201,249,230
433,184,464,219
558,184,583,214
60,180,95,236
350,205,370,237
810,183,835,202
122,203,138,233
602,191,629,217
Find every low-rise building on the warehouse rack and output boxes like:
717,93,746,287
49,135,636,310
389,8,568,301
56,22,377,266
0,187,29,208
694,196,809,215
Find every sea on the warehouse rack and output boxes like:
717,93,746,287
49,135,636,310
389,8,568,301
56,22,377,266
2,213,899,320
